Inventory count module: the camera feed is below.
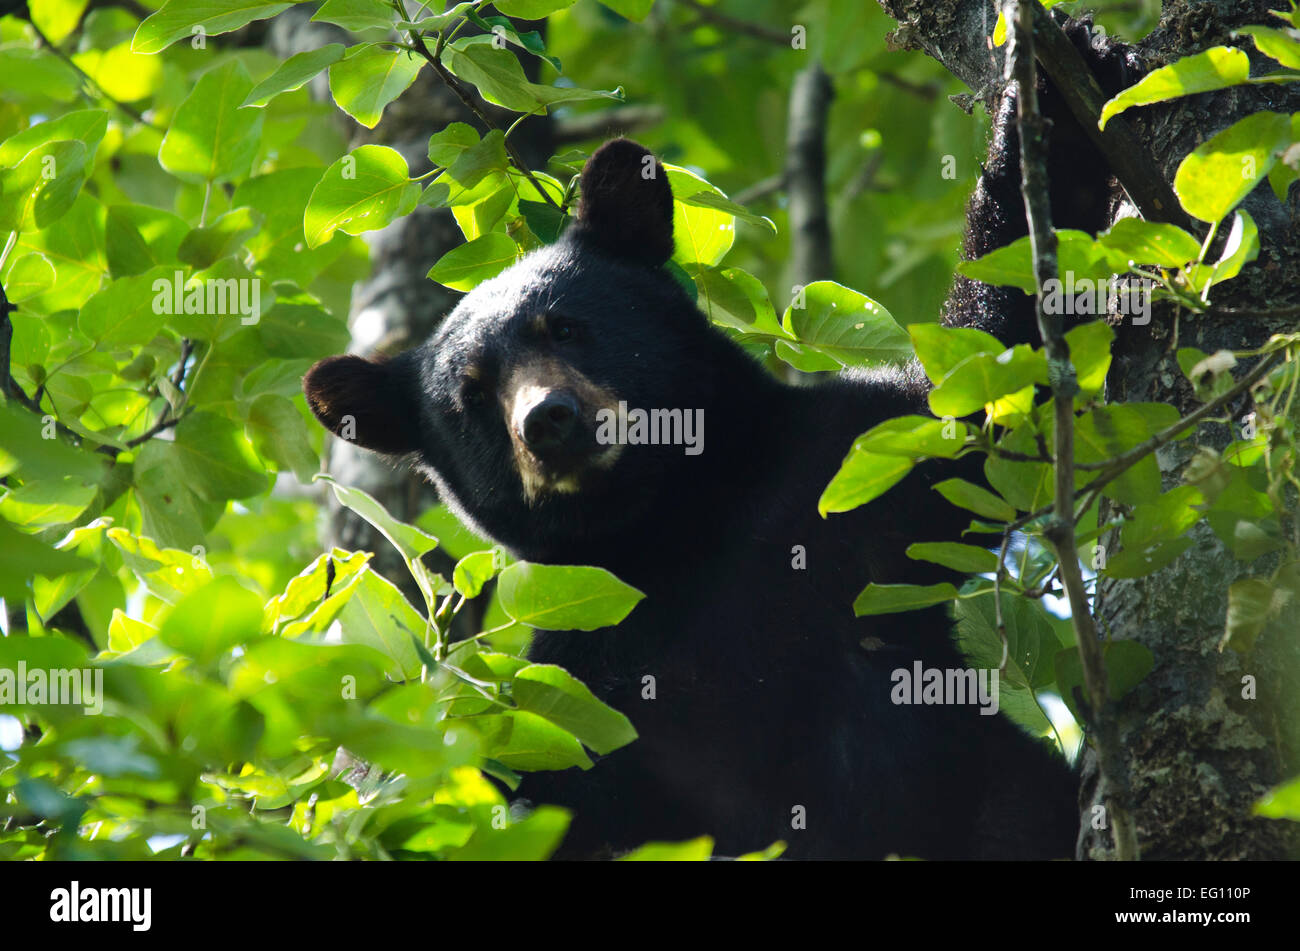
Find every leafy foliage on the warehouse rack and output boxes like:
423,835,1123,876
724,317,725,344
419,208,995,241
2,0,1298,862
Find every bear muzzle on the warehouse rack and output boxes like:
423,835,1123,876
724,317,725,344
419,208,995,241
507,381,622,502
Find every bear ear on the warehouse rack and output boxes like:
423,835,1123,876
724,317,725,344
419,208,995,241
574,138,674,266
303,354,421,455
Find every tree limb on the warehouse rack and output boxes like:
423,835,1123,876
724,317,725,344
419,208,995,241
1007,0,1138,862
785,62,834,287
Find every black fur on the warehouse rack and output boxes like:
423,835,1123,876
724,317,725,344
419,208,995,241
304,20,1137,859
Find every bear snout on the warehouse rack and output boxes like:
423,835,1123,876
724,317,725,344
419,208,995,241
517,390,580,454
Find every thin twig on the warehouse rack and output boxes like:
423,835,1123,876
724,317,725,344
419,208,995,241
402,22,562,212
28,18,163,131
732,173,786,206
676,0,789,45
1008,0,1138,862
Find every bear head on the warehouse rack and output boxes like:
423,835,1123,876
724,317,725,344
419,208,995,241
303,139,731,559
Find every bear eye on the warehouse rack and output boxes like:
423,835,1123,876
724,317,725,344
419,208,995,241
462,381,486,408
548,316,577,343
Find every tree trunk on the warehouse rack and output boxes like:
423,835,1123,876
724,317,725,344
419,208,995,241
878,0,1300,859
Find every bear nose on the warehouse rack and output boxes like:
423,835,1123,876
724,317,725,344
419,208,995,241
519,391,579,453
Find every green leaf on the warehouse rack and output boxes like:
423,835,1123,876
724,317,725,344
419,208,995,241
493,0,578,17
469,16,561,72
453,550,498,599
316,474,438,564
1237,26,1300,69
818,450,913,516
264,549,371,631
666,165,734,267
243,44,347,107
687,265,787,338
31,0,91,45
159,60,263,184
512,663,637,754
496,562,644,630
1064,319,1114,397
312,0,395,32
159,576,263,664
906,542,998,574
773,339,842,373
928,345,1047,418
0,109,108,167
909,323,1005,384
304,145,420,248
954,593,1063,693
256,294,351,359
782,281,911,368
1055,641,1154,723
0,477,96,528
0,139,90,231
426,122,482,168
477,710,593,771
597,0,654,20
133,0,294,53
328,46,424,130
1102,536,1194,579
4,253,57,302
1119,485,1204,550
621,837,716,861
444,38,621,114
245,393,319,483
677,190,776,233
933,477,1017,521
1099,47,1252,129
1255,775,1300,820
0,48,82,103
448,805,570,861
1209,210,1260,285
853,582,959,616
78,265,176,348
951,597,1059,738
335,569,427,679
427,232,519,291
519,199,568,243
957,230,1120,295
1174,111,1292,223
1075,403,1180,504
851,415,970,459
396,2,476,33
177,206,263,269
1097,217,1202,267
168,410,271,502
1221,577,1280,651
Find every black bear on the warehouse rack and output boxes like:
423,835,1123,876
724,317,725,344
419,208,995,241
304,20,1136,859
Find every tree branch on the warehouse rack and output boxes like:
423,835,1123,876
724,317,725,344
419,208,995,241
403,24,562,211
675,0,789,46
550,104,665,144
1007,0,1138,863
785,62,834,287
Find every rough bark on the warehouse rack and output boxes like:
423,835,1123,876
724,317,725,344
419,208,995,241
878,0,1300,859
